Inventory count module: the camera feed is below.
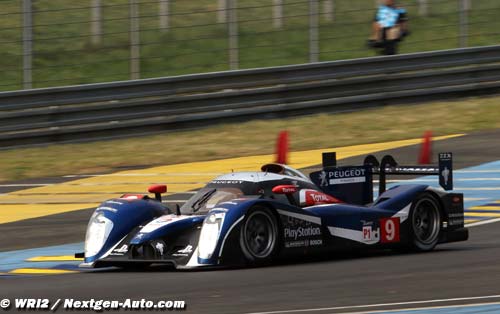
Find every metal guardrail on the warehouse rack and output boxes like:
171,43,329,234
1,45,500,148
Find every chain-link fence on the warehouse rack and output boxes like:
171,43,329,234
0,0,497,91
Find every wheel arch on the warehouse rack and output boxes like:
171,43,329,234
422,188,447,224
216,200,282,264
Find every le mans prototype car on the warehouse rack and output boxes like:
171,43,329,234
79,152,468,269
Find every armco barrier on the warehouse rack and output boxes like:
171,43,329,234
1,45,500,148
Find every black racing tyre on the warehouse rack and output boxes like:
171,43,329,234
239,206,280,264
409,193,442,252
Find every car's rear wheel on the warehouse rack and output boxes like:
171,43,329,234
240,206,279,264
409,193,442,251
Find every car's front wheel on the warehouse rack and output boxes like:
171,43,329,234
239,206,279,264
409,193,442,251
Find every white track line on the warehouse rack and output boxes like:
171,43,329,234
455,187,500,191
456,170,500,173
334,301,500,314
244,295,500,314
466,217,500,228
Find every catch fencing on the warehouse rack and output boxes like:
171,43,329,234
0,0,492,91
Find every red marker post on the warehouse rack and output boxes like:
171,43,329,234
418,130,433,164
275,130,289,164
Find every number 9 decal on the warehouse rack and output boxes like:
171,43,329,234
380,217,400,243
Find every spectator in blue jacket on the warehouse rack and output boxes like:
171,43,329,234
368,0,409,55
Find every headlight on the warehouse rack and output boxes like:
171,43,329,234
198,212,225,259
85,211,114,258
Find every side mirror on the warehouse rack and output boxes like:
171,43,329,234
272,185,298,195
272,185,298,206
148,184,167,202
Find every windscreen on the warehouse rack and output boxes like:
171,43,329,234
180,187,244,214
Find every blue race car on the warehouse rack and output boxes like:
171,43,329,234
79,152,468,269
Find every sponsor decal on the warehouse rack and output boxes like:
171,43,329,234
285,240,307,248
313,168,368,186
96,206,118,213
278,209,322,225
178,245,193,254
300,189,340,206
210,207,229,212
173,245,194,257
282,187,297,193
439,152,453,190
361,221,380,244
310,193,330,203
328,168,366,185
116,244,128,253
330,176,366,184
140,215,191,233
441,167,450,186
120,194,146,200
155,242,165,256
219,201,239,206
448,213,464,226
319,171,328,187
284,226,321,240
309,239,323,246
105,200,124,206
110,244,128,255
284,239,323,248
210,180,244,184
380,217,400,243
281,213,323,248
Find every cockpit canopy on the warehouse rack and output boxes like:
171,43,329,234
179,164,316,214
260,163,311,182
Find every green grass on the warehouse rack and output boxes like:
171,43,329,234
1,0,500,91
1,95,500,182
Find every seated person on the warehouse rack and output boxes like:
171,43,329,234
368,0,409,55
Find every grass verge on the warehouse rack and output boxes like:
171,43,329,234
1,95,500,182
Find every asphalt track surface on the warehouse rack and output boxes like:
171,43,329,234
2,130,500,313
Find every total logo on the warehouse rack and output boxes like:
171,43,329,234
311,193,329,202
284,226,321,240
300,189,340,206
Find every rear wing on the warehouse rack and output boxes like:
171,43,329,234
310,152,454,205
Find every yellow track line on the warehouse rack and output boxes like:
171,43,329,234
468,206,500,211
463,212,500,217
9,268,78,275
0,203,100,224
26,255,83,262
